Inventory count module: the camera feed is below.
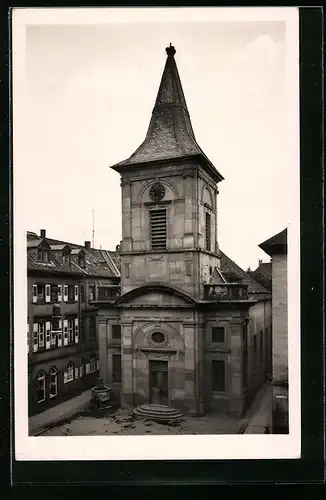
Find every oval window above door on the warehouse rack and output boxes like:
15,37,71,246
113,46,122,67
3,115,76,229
151,331,166,344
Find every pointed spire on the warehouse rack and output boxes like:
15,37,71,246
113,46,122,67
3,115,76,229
111,45,223,183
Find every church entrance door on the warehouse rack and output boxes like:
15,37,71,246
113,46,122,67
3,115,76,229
149,360,168,406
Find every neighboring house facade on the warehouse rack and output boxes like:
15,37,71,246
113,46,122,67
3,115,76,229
27,230,119,416
94,44,272,418
259,228,288,433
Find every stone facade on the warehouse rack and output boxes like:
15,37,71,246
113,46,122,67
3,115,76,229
27,231,119,416
94,45,271,419
259,228,288,432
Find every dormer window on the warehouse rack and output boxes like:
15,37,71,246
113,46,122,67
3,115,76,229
63,254,71,265
78,255,85,268
37,249,49,262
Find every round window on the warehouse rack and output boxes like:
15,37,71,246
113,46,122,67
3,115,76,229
151,331,166,344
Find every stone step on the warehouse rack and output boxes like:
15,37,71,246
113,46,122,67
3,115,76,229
133,404,183,423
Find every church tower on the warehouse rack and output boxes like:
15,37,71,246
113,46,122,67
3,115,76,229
98,45,253,418
111,44,224,301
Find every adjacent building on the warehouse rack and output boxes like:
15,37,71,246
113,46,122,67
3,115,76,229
93,44,272,418
27,230,120,416
259,228,288,433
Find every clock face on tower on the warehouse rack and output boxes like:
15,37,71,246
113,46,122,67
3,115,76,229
149,182,166,202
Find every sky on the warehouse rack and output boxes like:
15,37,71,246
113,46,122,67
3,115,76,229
21,10,297,271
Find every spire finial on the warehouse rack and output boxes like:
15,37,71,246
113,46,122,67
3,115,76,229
166,43,176,57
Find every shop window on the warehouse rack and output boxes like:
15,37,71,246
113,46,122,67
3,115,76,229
64,362,74,383
49,367,58,398
36,370,46,403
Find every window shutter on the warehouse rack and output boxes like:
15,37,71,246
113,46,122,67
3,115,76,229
58,284,62,302
74,285,78,302
74,367,79,379
63,285,68,302
58,329,62,348
45,284,51,303
45,321,51,349
74,318,79,344
33,323,38,352
32,285,37,303
63,371,68,384
63,319,68,346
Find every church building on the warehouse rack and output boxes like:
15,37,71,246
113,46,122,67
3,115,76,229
96,44,270,418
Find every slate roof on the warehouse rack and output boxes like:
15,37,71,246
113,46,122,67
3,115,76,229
27,233,120,278
219,251,270,295
110,45,224,183
249,262,272,292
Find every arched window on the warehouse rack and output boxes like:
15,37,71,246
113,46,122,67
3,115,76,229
49,367,58,398
64,362,74,383
36,370,46,403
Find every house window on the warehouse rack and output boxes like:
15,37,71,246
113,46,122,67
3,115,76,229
38,321,45,348
212,359,226,392
63,254,71,265
64,362,74,383
112,354,122,383
89,355,97,373
79,361,84,378
150,209,167,250
37,285,45,301
51,285,59,303
67,285,75,302
36,370,46,403
49,367,58,398
212,326,225,343
68,318,74,343
253,335,257,372
78,255,85,268
205,212,211,251
89,285,95,301
112,324,121,340
80,284,85,302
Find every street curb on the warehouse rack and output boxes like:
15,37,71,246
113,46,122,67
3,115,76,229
29,406,87,436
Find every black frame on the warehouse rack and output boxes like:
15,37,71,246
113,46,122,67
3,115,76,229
1,5,324,491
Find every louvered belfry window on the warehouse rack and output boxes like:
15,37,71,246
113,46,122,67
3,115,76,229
205,212,211,251
150,209,167,250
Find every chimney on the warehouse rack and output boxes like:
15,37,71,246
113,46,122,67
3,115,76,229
84,241,91,250
258,259,263,267
40,229,46,239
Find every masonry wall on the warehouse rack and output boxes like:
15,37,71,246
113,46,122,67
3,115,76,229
246,298,272,406
119,161,220,301
272,254,288,384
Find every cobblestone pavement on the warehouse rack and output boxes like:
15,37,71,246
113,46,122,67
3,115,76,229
41,408,242,436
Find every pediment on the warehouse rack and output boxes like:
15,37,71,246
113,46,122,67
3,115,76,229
116,284,196,307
